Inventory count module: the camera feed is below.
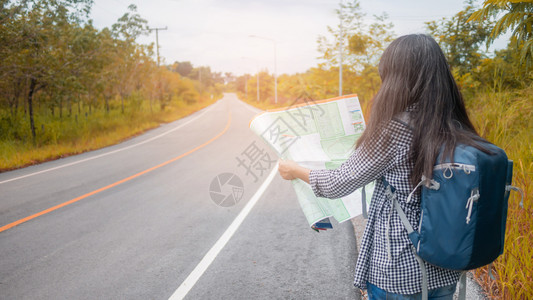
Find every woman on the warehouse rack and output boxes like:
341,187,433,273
278,34,487,299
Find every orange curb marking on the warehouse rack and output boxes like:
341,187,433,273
0,111,232,234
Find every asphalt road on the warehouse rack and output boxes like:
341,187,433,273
0,93,360,299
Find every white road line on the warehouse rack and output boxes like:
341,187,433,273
168,163,279,300
0,103,218,185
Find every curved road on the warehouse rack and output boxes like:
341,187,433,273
0,94,359,299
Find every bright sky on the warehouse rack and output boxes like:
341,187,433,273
90,0,499,76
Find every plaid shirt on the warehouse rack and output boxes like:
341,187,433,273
309,118,460,294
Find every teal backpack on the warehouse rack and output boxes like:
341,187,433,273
383,141,523,300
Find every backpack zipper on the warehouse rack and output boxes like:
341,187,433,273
434,163,476,178
434,163,476,171
465,188,480,224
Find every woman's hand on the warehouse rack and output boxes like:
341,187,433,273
278,159,298,180
278,159,310,183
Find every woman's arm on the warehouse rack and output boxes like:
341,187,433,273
277,121,405,199
278,159,310,183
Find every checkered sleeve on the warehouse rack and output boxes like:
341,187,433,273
309,122,399,199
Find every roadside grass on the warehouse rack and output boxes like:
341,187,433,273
0,96,218,171
467,88,532,299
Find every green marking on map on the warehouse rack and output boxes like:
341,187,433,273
250,96,371,227
275,109,318,136
351,111,363,122
320,135,358,160
316,197,333,216
353,123,364,133
350,110,365,133
317,197,350,221
312,102,345,139
292,180,327,225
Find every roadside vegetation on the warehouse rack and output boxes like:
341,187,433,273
229,0,532,298
0,0,224,171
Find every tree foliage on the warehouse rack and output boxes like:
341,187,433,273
265,0,395,105
173,61,193,77
426,1,494,75
0,0,219,146
468,0,533,67
426,1,532,94
317,0,365,70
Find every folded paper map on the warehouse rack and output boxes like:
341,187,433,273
249,94,374,229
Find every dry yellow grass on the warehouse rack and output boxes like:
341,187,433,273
0,97,218,171
467,88,532,299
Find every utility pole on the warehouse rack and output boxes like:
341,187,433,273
148,26,167,109
148,26,168,67
249,35,277,104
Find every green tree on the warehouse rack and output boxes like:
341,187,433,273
173,61,193,77
246,71,274,103
0,0,206,151
348,13,394,101
315,0,394,101
232,74,250,95
0,0,93,142
426,1,493,76
348,13,394,68
110,4,149,113
468,0,533,67
317,0,365,70
111,4,148,42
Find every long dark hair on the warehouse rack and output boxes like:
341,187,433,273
356,34,485,186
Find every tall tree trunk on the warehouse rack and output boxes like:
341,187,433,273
105,95,109,113
86,91,92,115
68,96,72,117
149,90,153,114
23,84,28,116
27,78,37,144
9,96,16,118
14,94,19,117
77,95,81,115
